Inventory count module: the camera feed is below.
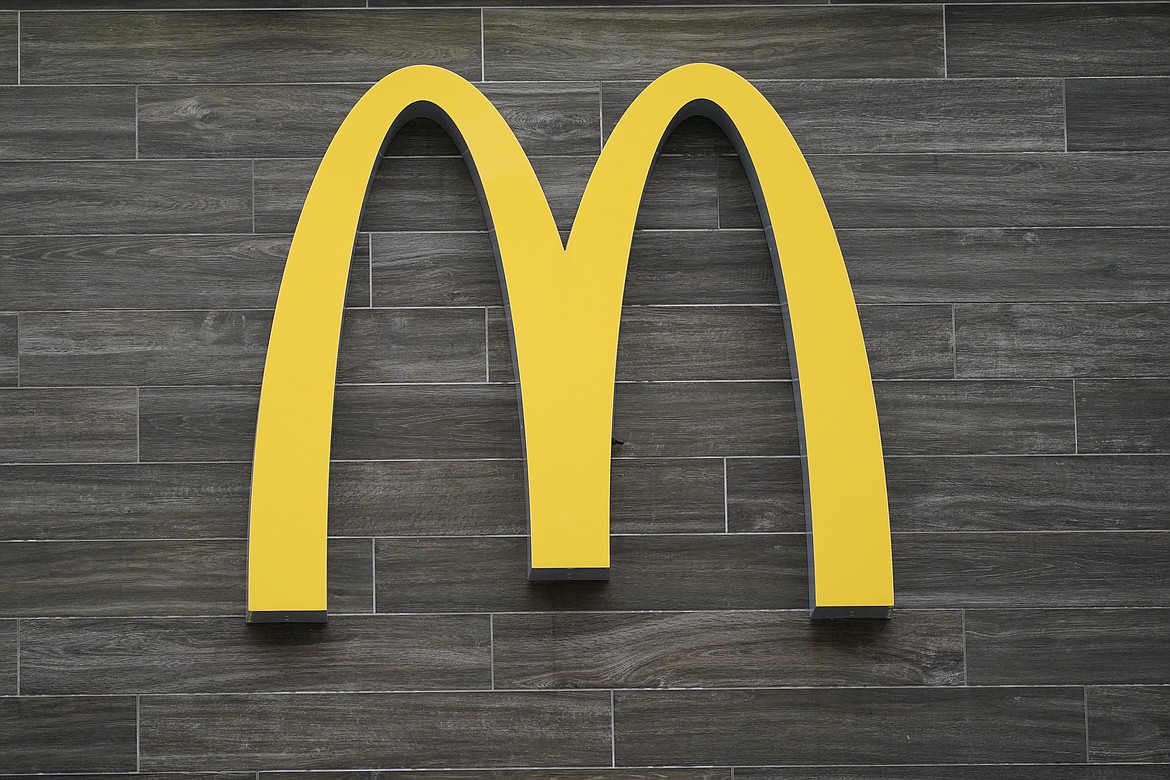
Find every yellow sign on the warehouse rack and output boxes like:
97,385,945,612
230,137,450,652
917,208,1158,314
248,64,893,623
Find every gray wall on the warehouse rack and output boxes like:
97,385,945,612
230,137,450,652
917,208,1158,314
1,1,1169,776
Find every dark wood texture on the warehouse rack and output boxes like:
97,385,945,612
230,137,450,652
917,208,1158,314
484,8,943,80
371,231,503,307
138,385,259,462
337,308,486,384
884,455,1170,532
493,610,963,688
1088,686,1170,762
0,86,135,159
1066,78,1170,151
0,234,369,311
0,538,371,617
0,463,250,540
615,687,1086,765
0,696,138,773
19,310,274,386
874,380,1074,455
0,313,16,385
721,153,1170,229
376,535,808,612
0,619,15,693
1076,379,1170,452
955,303,1170,378
736,768,1170,780
257,154,715,234
608,458,726,534
3,3,1168,776
946,5,1170,77
613,381,798,457
491,305,954,382
0,12,13,84
0,161,252,234
894,532,1170,608
21,10,482,84
139,692,611,770
966,608,1170,685
21,615,490,694
725,457,805,533
141,83,600,159
314,773,729,780
606,78,1064,154
339,458,734,537
0,388,138,463
329,459,525,537
839,227,1170,303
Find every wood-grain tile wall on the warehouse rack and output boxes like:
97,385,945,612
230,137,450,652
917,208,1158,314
0,2,1167,776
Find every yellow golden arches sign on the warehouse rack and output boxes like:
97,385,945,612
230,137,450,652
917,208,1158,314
247,64,893,623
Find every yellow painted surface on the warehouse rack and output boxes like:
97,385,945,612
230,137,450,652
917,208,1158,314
248,64,893,619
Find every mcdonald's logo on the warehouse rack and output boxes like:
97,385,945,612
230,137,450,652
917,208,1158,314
247,64,893,624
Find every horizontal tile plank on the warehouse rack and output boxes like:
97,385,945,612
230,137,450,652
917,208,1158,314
615,687,1085,765
370,228,784,309
138,385,259,462
609,458,726,534
874,380,1075,455
839,227,1170,304
1076,379,1170,453
491,305,952,382
0,619,14,693
139,691,611,770
1088,686,1170,762
955,303,1170,378
316,772,728,780
21,614,489,694
733,453,1170,535
22,10,481,84
720,153,1170,229
333,458,726,537
257,155,715,234
1067,77,1170,152
371,231,503,307
735,768,1170,780
0,538,370,617
613,381,798,457
0,12,12,83
0,696,137,773
885,455,1170,532
0,87,135,159
484,7,943,81
0,314,15,386
22,306,478,386
338,307,486,384
0,388,138,464
493,610,963,689
332,384,520,460
725,457,805,534
0,233,368,311
376,535,807,612
0,463,249,540
139,384,524,462
19,310,272,386
141,82,599,159
255,157,484,234
967,608,1170,685
946,5,1170,78
895,531,1170,608
0,161,252,235
605,78,1064,154
329,459,525,537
